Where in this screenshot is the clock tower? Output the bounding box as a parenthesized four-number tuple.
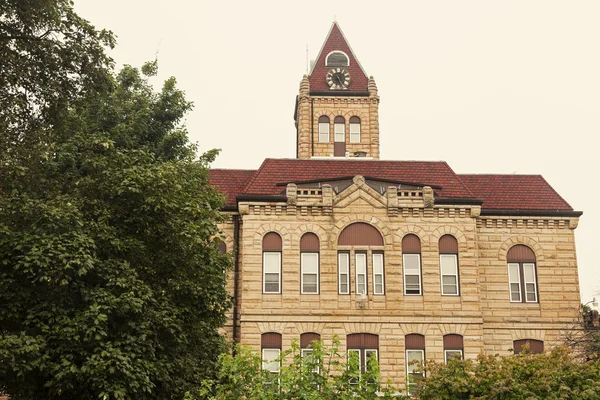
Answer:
(295, 22, 380, 159)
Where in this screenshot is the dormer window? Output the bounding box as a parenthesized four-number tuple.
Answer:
(326, 51, 349, 67)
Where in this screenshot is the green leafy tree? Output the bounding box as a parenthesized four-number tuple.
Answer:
(191, 337, 403, 400)
(415, 346, 600, 400)
(0, 2, 232, 399)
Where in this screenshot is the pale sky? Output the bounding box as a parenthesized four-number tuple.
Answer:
(74, 0, 599, 305)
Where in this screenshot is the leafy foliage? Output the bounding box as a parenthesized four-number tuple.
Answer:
(0, 2, 232, 399)
(190, 337, 403, 400)
(416, 346, 600, 400)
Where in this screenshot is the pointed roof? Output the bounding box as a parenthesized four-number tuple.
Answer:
(308, 22, 369, 92)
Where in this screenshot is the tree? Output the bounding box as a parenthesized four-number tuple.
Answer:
(1, 2, 232, 399)
(415, 346, 600, 399)
(191, 337, 403, 400)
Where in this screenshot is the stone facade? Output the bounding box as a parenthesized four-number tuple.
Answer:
(217, 177, 581, 388)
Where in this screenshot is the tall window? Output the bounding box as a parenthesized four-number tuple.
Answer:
(338, 223, 385, 297)
(318, 116, 330, 142)
(443, 334, 464, 363)
(300, 233, 319, 294)
(513, 339, 544, 354)
(355, 252, 367, 295)
(301, 332, 321, 382)
(507, 245, 538, 303)
(347, 333, 379, 376)
(262, 332, 282, 377)
(372, 252, 385, 295)
(405, 334, 425, 394)
(349, 116, 361, 143)
(403, 234, 422, 295)
(439, 235, 459, 296)
(338, 252, 350, 294)
(263, 232, 282, 294)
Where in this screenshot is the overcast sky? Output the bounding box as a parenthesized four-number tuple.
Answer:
(74, 0, 599, 305)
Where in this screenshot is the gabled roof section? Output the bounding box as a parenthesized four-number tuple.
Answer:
(243, 159, 474, 198)
(459, 174, 574, 211)
(308, 22, 369, 92)
(209, 169, 257, 206)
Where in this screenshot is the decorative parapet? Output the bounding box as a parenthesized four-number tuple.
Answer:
(368, 76, 379, 99)
(387, 186, 398, 216)
(422, 186, 434, 208)
(286, 183, 298, 205)
(299, 75, 310, 97)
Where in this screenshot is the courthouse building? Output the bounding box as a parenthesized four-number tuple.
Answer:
(209, 22, 582, 388)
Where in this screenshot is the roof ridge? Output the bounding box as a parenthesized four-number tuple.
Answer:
(242, 158, 270, 195)
(443, 162, 476, 199)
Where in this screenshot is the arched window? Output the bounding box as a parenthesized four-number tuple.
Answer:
(300, 233, 319, 294)
(263, 232, 282, 294)
(513, 339, 544, 354)
(405, 334, 425, 394)
(347, 333, 379, 376)
(326, 51, 349, 67)
(349, 116, 361, 143)
(338, 223, 385, 296)
(507, 245, 537, 303)
(334, 116, 345, 157)
(262, 332, 282, 376)
(402, 234, 422, 295)
(318, 115, 330, 143)
(443, 334, 464, 362)
(439, 235, 459, 296)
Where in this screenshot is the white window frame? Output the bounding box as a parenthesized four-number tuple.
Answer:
(355, 252, 367, 296)
(338, 252, 350, 294)
(262, 348, 281, 374)
(372, 252, 385, 295)
(508, 262, 522, 302)
(301, 252, 319, 294)
(349, 119, 361, 143)
(318, 120, 329, 142)
(334, 120, 345, 143)
(523, 263, 538, 303)
(403, 253, 422, 295)
(263, 252, 281, 294)
(440, 254, 459, 296)
(406, 349, 424, 394)
(444, 349, 463, 363)
(364, 349, 378, 374)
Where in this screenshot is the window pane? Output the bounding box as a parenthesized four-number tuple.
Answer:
(263, 349, 280, 372)
(303, 274, 318, 293)
(525, 283, 537, 302)
(356, 254, 366, 274)
(264, 253, 280, 273)
(406, 350, 423, 373)
(508, 263, 520, 283)
(339, 253, 349, 294)
(510, 283, 521, 301)
(440, 254, 457, 275)
(445, 350, 462, 363)
(350, 122, 360, 143)
(373, 253, 384, 274)
(318, 122, 329, 142)
(265, 273, 280, 293)
(405, 275, 421, 294)
(404, 254, 421, 273)
(334, 123, 344, 142)
(523, 263, 535, 282)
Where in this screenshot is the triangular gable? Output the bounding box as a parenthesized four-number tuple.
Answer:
(333, 176, 387, 209)
(308, 22, 369, 92)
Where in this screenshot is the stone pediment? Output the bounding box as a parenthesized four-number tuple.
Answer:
(333, 175, 387, 209)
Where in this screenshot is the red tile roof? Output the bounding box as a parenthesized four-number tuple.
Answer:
(242, 158, 473, 198)
(308, 22, 369, 92)
(209, 169, 256, 205)
(209, 160, 576, 213)
(459, 174, 573, 211)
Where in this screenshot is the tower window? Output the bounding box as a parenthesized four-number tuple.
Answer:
(349, 117, 361, 143)
(326, 51, 349, 67)
(318, 116, 330, 142)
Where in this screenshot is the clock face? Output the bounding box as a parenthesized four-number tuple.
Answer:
(326, 68, 350, 90)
